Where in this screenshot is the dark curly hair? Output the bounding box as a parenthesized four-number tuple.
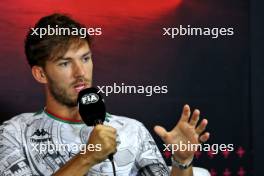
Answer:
(24, 13, 92, 68)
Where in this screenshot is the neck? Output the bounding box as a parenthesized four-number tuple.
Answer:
(45, 90, 82, 121)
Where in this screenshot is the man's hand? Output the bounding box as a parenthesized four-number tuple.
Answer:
(54, 125, 117, 176)
(154, 104, 210, 163)
(82, 125, 117, 165)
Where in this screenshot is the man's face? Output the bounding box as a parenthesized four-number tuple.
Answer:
(44, 42, 93, 107)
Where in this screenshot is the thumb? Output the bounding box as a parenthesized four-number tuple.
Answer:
(154, 125, 168, 140)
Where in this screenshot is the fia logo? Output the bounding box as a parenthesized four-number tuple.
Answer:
(81, 93, 99, 104)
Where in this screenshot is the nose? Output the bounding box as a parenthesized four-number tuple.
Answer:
(73, 62, 85, 78)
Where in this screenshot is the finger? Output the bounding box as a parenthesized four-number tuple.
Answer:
(196, 119, 208, 135)
(107, 140, 117, 149)
(179, 104, 191, 122)
(101, 131, 117, 140)
(154, 125, 168, 140)
(104, 141, 116, 155)
(103, 136, 117, 147)
(104, 135, 117, 142)
(101, 125, 117, 133)
(199, 132, 210, 143)
(110, 148, 117, 156)
(189, 109, 200, 126)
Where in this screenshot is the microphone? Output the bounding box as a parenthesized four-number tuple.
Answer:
(77, 87, 106, 126)
(77, 87, 114, 161)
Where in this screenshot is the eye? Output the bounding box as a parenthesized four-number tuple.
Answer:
(58, 62, 69, 67)
(82, 56, 91, 63)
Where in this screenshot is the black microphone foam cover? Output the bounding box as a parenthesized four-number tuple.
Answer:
(77, 87, 106, 126)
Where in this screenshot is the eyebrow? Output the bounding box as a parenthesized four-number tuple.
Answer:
(52, 51, 92, 63)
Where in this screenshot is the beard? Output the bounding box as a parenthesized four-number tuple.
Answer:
(46, 75, 91, 107)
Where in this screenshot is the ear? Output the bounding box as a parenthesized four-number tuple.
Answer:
(31, 66, 47, 84)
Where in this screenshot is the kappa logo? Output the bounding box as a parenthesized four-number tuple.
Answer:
(30, 129, 51, 143)
(31, 129, 50, 137)
(81, 93, 99, 105)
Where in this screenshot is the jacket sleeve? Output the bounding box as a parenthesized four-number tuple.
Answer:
(135, 123, 170, 176)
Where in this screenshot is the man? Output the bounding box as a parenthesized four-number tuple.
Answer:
(0, 14, 210, 176)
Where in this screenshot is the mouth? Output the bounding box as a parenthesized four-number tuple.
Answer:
(73, 83, 88, 93)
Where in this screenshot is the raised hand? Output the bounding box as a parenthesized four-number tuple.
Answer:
(154, 105, 210, 163)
